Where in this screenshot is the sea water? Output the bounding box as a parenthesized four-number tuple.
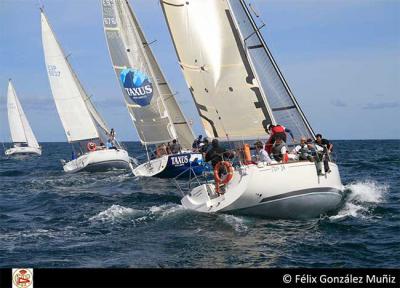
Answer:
(0, 140, 398, 267)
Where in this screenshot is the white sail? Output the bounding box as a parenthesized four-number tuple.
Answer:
(41, 10, 99, 143)
(161, 0, 274, 141)
(7, 80, 40, 148)
(102, 0, 194, 147)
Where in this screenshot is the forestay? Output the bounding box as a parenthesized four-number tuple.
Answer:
(161, 0, 274, 141)
(41, 11, 99, 143)
(227, 0, 315, 141)
(103, 0, 194, 147)
(7, 80, 40, 148)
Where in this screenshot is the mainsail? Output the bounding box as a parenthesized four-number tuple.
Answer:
(41, 10, 104, 143)
(161, 0, 314, 141)
(102, 0, 194, 148)
(7, 80, 40, 148)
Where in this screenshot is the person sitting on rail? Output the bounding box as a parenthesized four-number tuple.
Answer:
(205, 139, 235, 169)
(264, 124, 294, 154)
(192, 135, 203, 152)
(292, 137, 309, 160)
(254, 141, 272, 164)
(270, 136, 288, 162)
(156, 143, 168, 158)
(199, 138, 211, 155)
(314, 133, 332, 173)
(166, 142, 172, 154)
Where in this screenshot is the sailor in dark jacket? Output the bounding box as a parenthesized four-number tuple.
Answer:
(205, 139, 234, 168)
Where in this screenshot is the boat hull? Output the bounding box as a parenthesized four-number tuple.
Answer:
(63, 149, 130, 173)
(5, 146, 42, 156)
(132, 152, 205, 178)
(181, 161, 344, 219)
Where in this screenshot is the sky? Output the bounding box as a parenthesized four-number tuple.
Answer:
(0, 0, 399, 142)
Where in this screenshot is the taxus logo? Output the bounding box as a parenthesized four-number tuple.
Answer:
(120, 68, 153, 106)
(171, 155, 189, 166)
(12, 268, 33, 288)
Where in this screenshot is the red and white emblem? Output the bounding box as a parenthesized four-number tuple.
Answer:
(12, 268, 33, 288)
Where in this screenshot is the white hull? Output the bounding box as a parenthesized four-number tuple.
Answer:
(63, 149, 130, 173)
(133, 155, 169, 177)
(5, 146, 42, 156)
(182, 161, 344, 219)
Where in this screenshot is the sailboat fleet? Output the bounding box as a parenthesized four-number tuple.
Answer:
(1, 1, 344, 219)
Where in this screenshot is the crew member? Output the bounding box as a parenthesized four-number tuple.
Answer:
(265, 124, 294, 154)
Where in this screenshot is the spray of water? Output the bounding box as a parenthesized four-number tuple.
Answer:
(330, 180, 388, 220)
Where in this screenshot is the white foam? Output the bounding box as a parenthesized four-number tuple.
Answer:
(330, 180, 388, 221)
(220, 214, 249, 233)
(149, 203, 184, 217)
(89, 204, 141, 223)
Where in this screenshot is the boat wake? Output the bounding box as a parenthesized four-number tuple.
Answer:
(218, 214, 249, 234)
(89, 203, 185, 225)
(330, 180, 388, 220)
(89, 204, 144, 223)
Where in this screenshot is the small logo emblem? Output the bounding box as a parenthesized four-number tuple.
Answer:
(12, 268, 33, 288)
(120, 68, 153, 106)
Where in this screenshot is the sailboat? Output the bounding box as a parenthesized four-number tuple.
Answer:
(41, 9, 131, 173)
(101, 0, 204, 178)
(161, 0, 344, 218)
(4, 80, 42, 156)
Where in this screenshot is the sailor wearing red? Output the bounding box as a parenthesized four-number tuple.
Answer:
(264, 124, 294, 154)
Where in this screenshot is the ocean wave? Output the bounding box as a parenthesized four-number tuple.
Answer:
(89, 203, 185, 226)
(330, 180, 388, 220)
(89, 204, 143, 223)
(217, 214, 249, 234)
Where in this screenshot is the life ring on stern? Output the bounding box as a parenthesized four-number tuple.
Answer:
(87, 142, 96, 152)
(214, 161, 234, 194)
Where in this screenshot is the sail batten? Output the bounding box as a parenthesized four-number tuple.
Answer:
(102, 0, 194, 148)
(7, 81, 40, 148)
(41, 11, 100, 143)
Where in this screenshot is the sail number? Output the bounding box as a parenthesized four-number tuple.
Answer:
(103, 17, 116, 25)
(102, 0, 114, 6)
(47, 65, 60, 77)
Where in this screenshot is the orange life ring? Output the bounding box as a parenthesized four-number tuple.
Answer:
(87, 142, 96, 152)
(214, 161, 234, 194)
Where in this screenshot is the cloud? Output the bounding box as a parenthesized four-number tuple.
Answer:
(363, 101, 400, 110)
(330, 99, 347, 107)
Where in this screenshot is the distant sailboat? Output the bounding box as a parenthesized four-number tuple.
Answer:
(101, 0, 204, 178)
(41, 9, 131, 173)
(5, 80, 42, 156)
(161, 0, 344, 218)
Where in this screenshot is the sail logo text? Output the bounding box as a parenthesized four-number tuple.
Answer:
(171, 156, 189, 166)
(125, 85, 153, 98)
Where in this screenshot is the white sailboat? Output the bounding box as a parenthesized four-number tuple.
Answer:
(161, 0, 344, 218)
(5, 80, 42, 156)
(101, 0, 205, 178)
(41, 9, 131, 173)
